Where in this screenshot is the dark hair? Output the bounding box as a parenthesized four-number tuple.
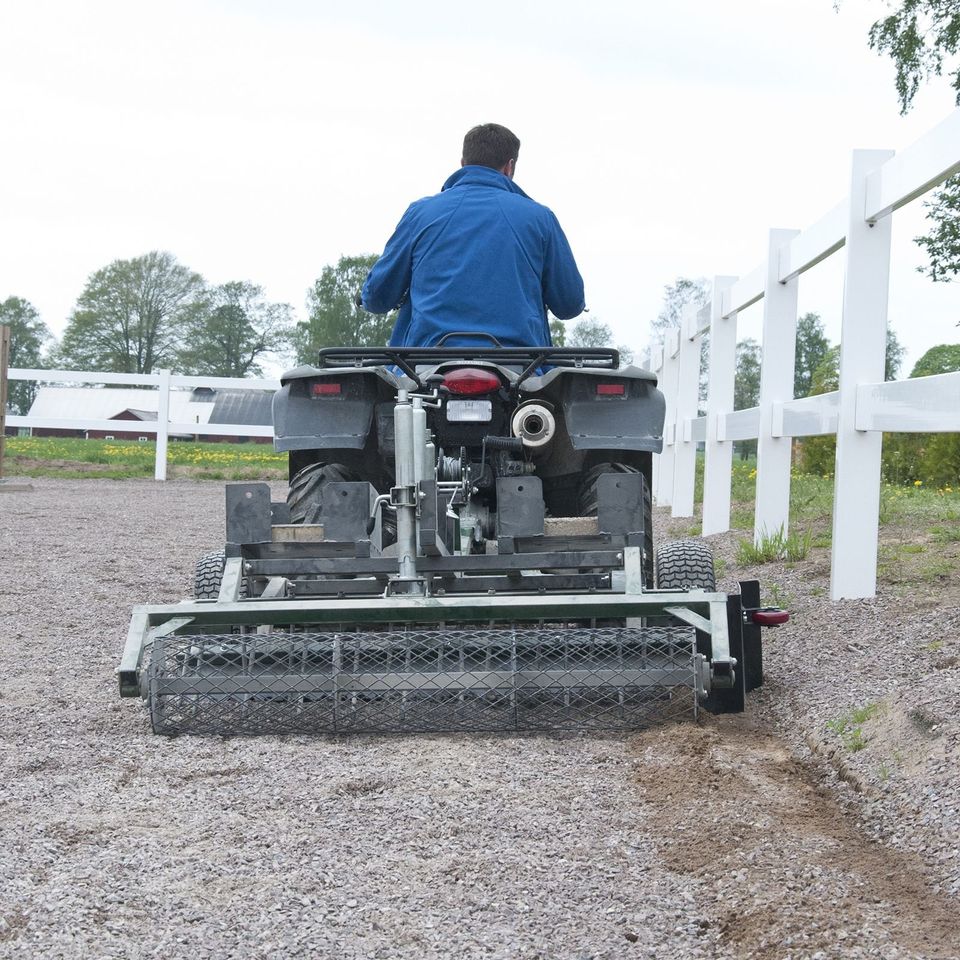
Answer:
(462, 123, 520, 170)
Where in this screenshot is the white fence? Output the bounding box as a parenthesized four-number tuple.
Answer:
(5, 369, 279, 481)
(650, 108, 960, 601)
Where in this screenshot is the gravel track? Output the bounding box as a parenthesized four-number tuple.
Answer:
(1, 479, 957, 959)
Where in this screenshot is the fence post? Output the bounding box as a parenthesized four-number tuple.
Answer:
(155, 369, 171, 481)
(831, 149, 895, 600)
(0, 326, 9, 479)
(754, 228, 800, 544)
(702, 277, 738, 535)
(655, 329, 681, 506)
(671, 304, 701, 517)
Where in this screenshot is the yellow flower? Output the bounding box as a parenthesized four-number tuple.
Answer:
(913, 480, 922, 487)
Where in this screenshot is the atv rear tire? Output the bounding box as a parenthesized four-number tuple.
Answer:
(578, 463, 653, 588)
(287, 462, 359, 525)
(655, 538, 716, 591)
(577, 462, 641, 515)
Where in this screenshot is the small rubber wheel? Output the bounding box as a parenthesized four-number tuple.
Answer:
(655, 538, 716, 590)
(194, 551, 226, 598)
(194, 551, 248, 599)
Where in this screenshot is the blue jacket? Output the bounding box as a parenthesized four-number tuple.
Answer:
(362, 166, 585, 348)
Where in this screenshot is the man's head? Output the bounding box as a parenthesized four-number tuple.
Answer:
(461, 123, 520, 179)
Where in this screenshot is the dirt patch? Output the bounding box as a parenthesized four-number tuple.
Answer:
(631, 716, 960, 959)
(9, 457, 117, 473)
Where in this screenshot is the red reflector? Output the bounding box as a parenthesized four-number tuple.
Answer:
(443, 367, 501, 396)
(596, 383, 625, 396)
(752, 609, 789, 626)
(311, 382, 341, 396)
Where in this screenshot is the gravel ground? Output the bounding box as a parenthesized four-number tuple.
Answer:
(1, 478, 958, 960)
(665, 513, 960, 900)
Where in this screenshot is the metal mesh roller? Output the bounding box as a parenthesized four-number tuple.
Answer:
(147, 626, 699, 736)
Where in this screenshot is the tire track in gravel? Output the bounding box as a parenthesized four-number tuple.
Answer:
(630, 716, 960, 960)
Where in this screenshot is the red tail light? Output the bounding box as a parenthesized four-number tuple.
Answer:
(443, 368, 502, 396)
(311, 382, 341, 396)
(596, 383, 625, 396)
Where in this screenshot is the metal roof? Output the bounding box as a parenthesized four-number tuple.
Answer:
(207, 390, 274, 426)
(28, 387, 214, 425)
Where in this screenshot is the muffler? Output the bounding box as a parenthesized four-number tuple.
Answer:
(511, 403, 555, 448)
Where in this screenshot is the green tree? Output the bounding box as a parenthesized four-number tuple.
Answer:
(885, 327, 906, 381)
(868, 1, 960, 114)
(177, 281, 294, 378)
(0, 296, 52, 414)
(734, 339, 762, 410)
(910, 342, 960, 376)
(649, 278, 711, 407)
(569, 317, 613, 347)
(915, 181, 960, 281)
(798, 329, 906, 474)
(867, 1, 960, 280)
(801, 329, 902, 394)
(797, 346, 840, 475)
(650, 277, 709, 346)
(569, 317, 633, 365)
(734, 338, 761, 459)
(55, 251, 205, 374)
(793, 312, 831, 399)
(884, 343, 960, 484)
(549, 315, 566, 346)
(296, 255, 395, 362)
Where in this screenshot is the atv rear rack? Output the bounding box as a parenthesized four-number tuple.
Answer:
(318, 345, 620, 383)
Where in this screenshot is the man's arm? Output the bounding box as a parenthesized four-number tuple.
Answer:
(362, 205, 418, 314)
(541, 212, 585, 321)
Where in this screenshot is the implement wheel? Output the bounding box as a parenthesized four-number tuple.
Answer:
(195, 551, 226, 599)
(656, 539, 746, 714)
(655, 538, 716, 590)
(194, 551, 247, 599)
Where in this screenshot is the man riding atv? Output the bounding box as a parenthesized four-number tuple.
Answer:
(361, 122, 585, 349)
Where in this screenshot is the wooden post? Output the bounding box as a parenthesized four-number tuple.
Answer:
(0, 325, 10, 479)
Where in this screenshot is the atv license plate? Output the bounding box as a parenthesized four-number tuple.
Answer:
(446, 400, 492, 422)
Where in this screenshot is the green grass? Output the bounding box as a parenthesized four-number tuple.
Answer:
(5, 436, 286, 480)
(691, 451, 960, 581)
(735, 525, 812, 564)
(826, 702, 881, 752)
(929, 525, 960, 543)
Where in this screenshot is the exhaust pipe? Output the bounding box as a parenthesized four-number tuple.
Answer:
(511, 403, 555, 449)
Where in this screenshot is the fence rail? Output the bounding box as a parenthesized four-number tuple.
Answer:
(650, 108, 960, 600)
(4, 368, 279, 481)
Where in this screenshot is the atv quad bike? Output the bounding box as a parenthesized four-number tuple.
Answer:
(118, 338, 786, 735)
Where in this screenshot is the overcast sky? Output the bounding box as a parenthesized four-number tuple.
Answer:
(1, 0, 957, 375)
